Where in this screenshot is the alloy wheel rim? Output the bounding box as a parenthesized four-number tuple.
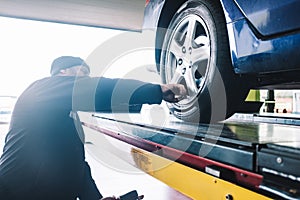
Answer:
(165, 14, 211, 108)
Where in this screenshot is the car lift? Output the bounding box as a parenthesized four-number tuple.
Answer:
(80, 111, 300, 200)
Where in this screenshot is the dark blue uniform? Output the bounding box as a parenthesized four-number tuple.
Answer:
(0, 76, 162, 200)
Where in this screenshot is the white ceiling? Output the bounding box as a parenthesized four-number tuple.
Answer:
(0, 0, 146, 31)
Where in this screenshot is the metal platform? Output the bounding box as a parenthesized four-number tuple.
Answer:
(80, 111, 300, 200)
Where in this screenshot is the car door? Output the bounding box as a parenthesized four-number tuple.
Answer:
(234, 0, 300, 36)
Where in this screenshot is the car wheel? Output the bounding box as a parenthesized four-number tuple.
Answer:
(160, 0, 250, 123)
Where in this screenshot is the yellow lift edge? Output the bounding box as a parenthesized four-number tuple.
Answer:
(131, 148, 272, 200)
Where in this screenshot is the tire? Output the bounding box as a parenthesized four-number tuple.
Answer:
(159, 0, 250, 123)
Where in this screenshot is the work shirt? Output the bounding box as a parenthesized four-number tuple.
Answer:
(0, 76, 163, 200)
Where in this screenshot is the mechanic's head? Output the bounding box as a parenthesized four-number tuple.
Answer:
(50, 56, 90, 76)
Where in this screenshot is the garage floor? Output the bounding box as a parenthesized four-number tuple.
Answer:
(0, 124, 191, 200)
(86, 151, 192, 199)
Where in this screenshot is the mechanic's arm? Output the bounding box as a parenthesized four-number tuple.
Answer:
(94, 77, 186, 111)
(72, 77, 186, 112)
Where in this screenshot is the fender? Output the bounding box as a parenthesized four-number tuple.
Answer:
(145, 0, 300, 75)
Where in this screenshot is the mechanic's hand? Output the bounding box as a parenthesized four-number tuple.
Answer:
(161, 84, 187, 103)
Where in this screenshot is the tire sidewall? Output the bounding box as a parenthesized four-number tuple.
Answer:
(160, 0, 228, 123)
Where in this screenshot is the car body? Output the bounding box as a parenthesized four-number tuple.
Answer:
(145, 0, 300, 77)
(144, 0, 300, 123)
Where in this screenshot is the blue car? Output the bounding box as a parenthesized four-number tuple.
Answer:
(145, 0, 300, 123)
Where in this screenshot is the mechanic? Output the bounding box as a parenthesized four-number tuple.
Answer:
(0, 56, 186, 200)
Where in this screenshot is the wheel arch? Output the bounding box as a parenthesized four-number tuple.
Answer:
(155, 0, 234, 72)
(155, 0, 186, 72)
(155, 0, 251, 123)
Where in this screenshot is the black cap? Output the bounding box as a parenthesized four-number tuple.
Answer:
(50, 56, 90, 76)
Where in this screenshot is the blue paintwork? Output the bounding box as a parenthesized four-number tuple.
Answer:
(219, 0, 245, 23)
(233, 0, 300, 36)
(220, 0, 300, 74)
(227, 19, 300, 74)
(150, 0, 300, 75)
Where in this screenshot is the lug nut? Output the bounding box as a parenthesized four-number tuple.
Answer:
(178, 58, 183, 65)
(276, 157, 283, 164)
